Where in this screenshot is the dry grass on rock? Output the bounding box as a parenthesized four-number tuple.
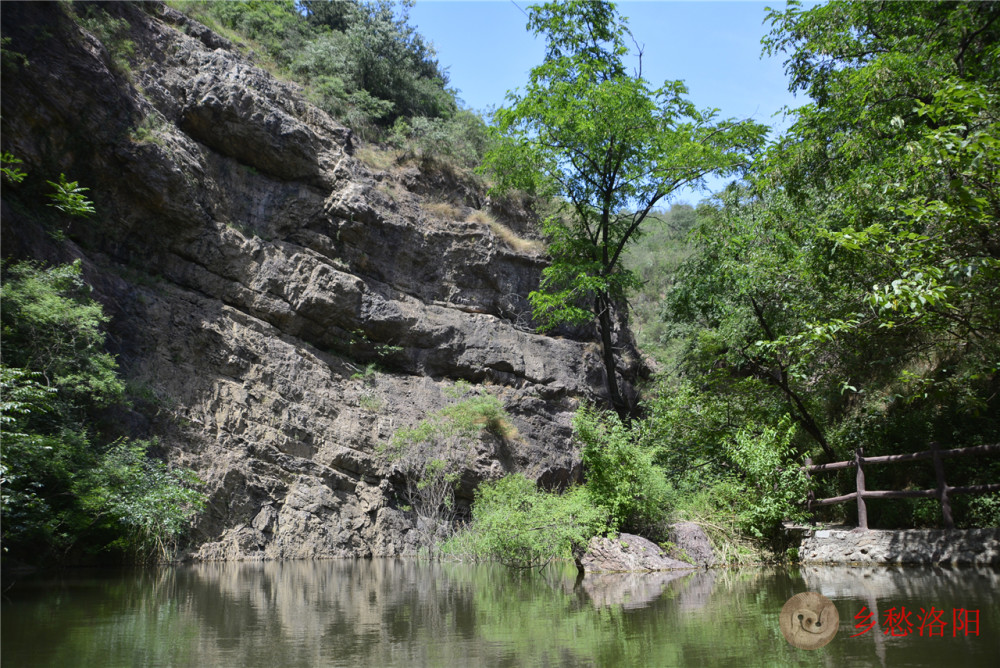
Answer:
(489, 221, 546, 254)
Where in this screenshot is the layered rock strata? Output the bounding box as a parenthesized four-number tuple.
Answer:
(0, 2, 638, 559)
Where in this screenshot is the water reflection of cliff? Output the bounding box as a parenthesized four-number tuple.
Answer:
(8, 561, 997, 667)
(183, 559, 493, 666)
(178, 561, 732, 665)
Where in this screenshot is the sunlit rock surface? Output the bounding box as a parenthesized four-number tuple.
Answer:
(800, 528, 1000, 566)
(578, 533, 696, 573)
(0, 2, 641, 559)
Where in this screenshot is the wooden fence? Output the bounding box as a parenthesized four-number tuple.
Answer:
(802, 443, 1000, 530)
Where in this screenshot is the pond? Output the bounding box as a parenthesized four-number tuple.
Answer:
(2, 560, 997, 667)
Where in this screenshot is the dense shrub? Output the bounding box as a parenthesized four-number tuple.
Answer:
(390, 110, 492, 170)
(81, 440, 205, 561)
(723, 418, 809, 544)
(384, 389, 514, 525)
(204, 0, 456, 136)
(1, 260, 122, 413)
(440, 474, 606, 568)
(573, 407, 670, 536)
(209, 0, 308, 67)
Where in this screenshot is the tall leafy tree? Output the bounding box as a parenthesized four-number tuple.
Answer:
(665, 186, 840, 458)
(484, 0, 766, 418)
(757, 0, 1000, 428)
(658, 1, 1000, 528)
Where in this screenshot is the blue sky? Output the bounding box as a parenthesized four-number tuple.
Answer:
(408, 0, 808, 204)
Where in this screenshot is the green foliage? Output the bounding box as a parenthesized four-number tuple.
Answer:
(73, 5, 135, 75)
(567, 395, 802, 552)
(130, 113, 168, 146)
(0, 367, 57, 435)
(300, 0, 355, 32)
(384, 391, 514, 525)
(1, 35, 30, 75)
(1, 151, 27, 184)
(761, 2, 1000, 452)
(966, 493, 1000, 529)
(338, 0, 452, 124)
(573, 406, 669, 535)
(620, 204, 697, 360)
(46, 173, 96, 218)
(1, 260, 121, 409)
(350, 361, 378, 381)
(80, 440, 206, 563)
(723, 418, 808, 543)
(202, 0, 455, 138)
(757, 1, 1000, 394)
(484, 0, 767, 416)
(172, 1, 488, 176)
(212, 0, 305, 52)
(390, 393, 513, 446)
(1, 262, 204, 564)
(641, 375, 772, 483)
(663, 186, 839, 459)
(389, 110, 492, 171)
(440, 474, 606, 568)
(665, 486, 762, 565)
(0, 367, 60, 550)
(645, 0, 1000, 531)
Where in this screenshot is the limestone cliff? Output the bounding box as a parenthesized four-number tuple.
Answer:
(0, 2, 639, 559)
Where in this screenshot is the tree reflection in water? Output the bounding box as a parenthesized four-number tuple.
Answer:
(2, 561, 997, 667)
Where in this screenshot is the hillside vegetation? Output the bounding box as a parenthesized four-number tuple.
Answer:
(625, 0, 1000, 541)
(173, 0, 492, 164)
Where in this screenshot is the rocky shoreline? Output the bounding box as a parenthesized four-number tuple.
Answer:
(798, 527, 1000, 566)
(574, 524, 1000, 573)
(575, 523, 716, 574)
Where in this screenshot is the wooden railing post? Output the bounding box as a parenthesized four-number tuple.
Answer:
(855, 447, 868, 530)
(931, 441, 954, 530)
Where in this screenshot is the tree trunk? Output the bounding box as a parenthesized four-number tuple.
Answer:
(747, 295, 835, 459)
(596, 293, 632, 421)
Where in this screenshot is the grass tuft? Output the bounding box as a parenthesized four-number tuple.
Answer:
(356, 146, 402, 172)
(489, 221, 546, 254)
(424, 200, 462, 221)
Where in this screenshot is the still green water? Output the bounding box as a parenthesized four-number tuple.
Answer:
(2, 560, 997, 667)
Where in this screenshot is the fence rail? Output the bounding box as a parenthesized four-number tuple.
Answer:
(802, 443, 999, 530)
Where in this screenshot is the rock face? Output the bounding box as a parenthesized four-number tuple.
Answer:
(578, 533, 695, 573)
(667, 522, 715, 567)
(0, 3, 641, 559)
(799, 528, 1000, 566)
